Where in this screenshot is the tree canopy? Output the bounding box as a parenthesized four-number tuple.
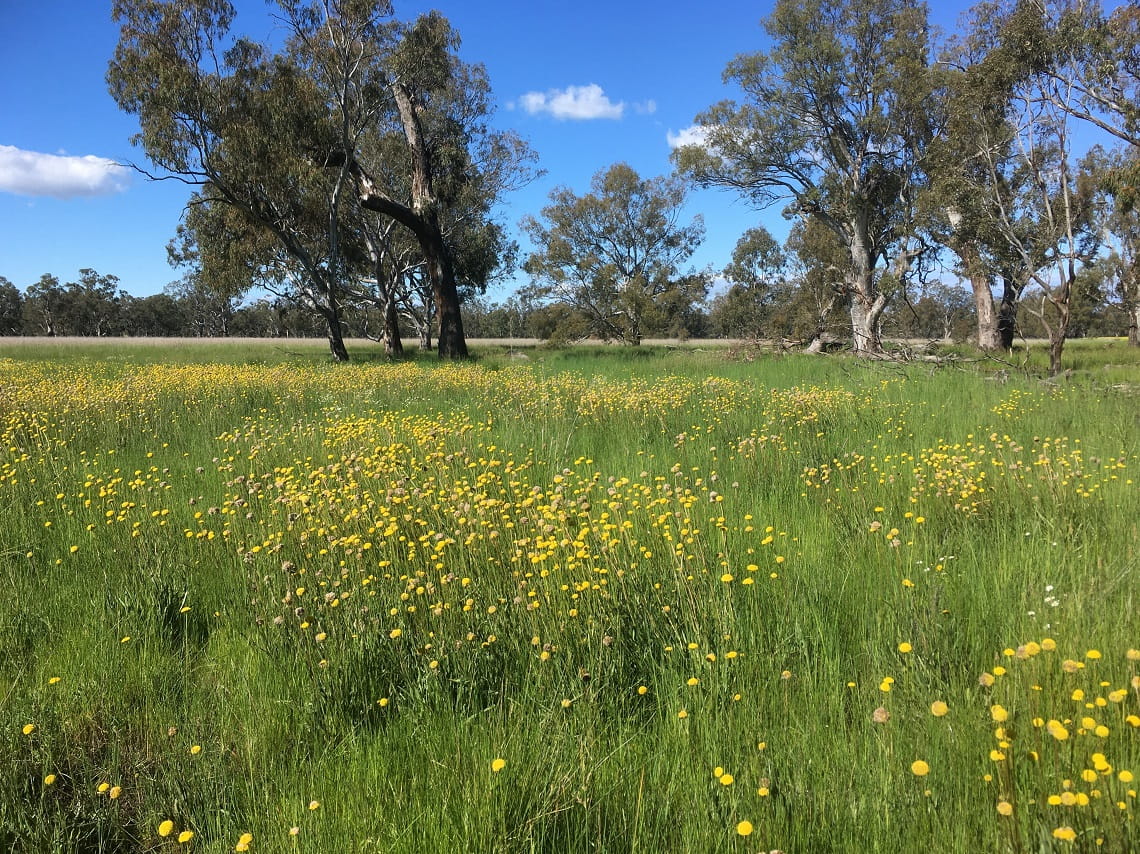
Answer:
(521, 163, 707, 345)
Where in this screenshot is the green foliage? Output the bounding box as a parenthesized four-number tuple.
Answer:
(675, 0, 936, 355)
(522, 163, 708, 345)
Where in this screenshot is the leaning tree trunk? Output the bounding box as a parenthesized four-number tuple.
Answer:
(310, 277, 349, 361)
(323, 308, 349, 362)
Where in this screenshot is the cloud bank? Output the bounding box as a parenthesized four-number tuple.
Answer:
(0, 145, 131, 199)
(666, 125, 711, 150)
(517, 84, 624, 120)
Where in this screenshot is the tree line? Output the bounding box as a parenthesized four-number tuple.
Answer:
(15, 0, 1136, 372)
(0, 261, 1126, 344)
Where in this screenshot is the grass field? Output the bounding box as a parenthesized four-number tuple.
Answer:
(1, 339, 1138, 852)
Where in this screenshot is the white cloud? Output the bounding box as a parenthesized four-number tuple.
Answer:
(517, 84, 624, 120)
(634, 99, 657, 116)
(0, 145, 131, 199)
(666, 125, 712, 150)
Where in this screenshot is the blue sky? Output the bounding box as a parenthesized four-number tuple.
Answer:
(0, 0, 980, 300)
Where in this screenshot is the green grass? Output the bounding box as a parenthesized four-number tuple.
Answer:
(1, 341, 1138, 852)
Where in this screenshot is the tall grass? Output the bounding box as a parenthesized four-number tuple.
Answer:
(1, 344, 1137, 852)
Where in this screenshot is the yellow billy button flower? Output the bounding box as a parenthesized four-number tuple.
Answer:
(991, 705, 1009, 723)
(21, 724, 35, 736)
(930, 701, 949, 717)
(178, 830, 194, 844)
(159, 820, 175, 837)
(897, 642, 912, 654)
(308, 800, 320, 811)
(43, 774, 57, 785)
(491, 758, 506, 773)
(1052, 827, 1077, 842)
(911, 760, 930, 777)
(996, 801, 1013, 816)
(736, 820, 753, 837)
(109, 786, 122, 799)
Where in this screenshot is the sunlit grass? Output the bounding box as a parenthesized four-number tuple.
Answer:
(1, 344, 1137, 852)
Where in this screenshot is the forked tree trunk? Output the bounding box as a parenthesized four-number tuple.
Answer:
(345, 85, 470, 361)
(321, 305, 349, 362)
(849, 293, 886, 356)
(1046, 292, 1071, 378)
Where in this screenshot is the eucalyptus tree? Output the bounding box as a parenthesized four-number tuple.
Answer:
(925, 2, 1049, 351)
(333, 10, 535, 358)
(0, 278, 22, 336)
(675, 0, 936, 356)
(710, 227, 790, 339)
(109, 0, 529, 360)
(521, 163, 708, 346)
(1049, 1, 1140, 149)
(958, 0, 1102, 374)
(109, 0, 365, 359)
(1093, 146, 1140, 345)
(21, 275, 65, 337)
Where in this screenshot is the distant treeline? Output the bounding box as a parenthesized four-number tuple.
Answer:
(0, 268, 1129, 345)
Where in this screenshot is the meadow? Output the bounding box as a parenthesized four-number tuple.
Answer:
(1, 338, 1138, 853)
